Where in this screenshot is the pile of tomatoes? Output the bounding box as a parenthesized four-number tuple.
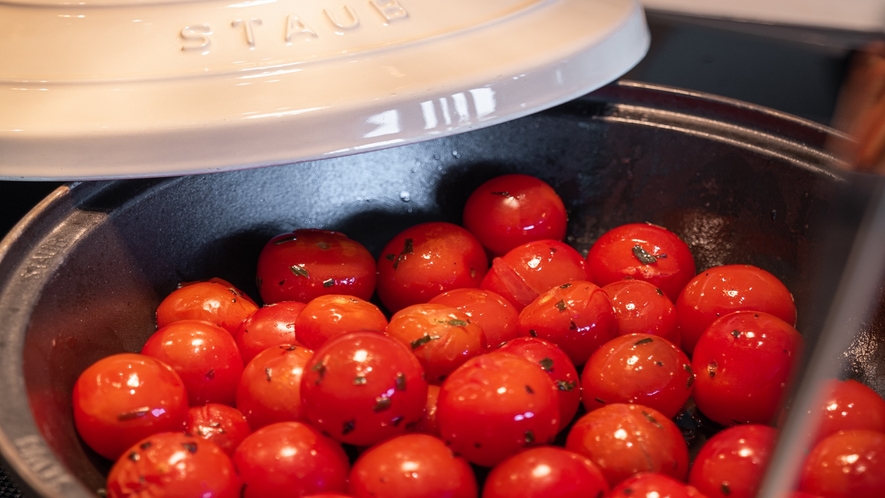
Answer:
(71, 174, 885, 498)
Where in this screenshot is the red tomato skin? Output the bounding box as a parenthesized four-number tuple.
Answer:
(609, 472, 708, 498)
(185, 403, 252, 457)
(376, 222, 489, 313)
(602, 279, 680, 345)
(462, 174, 568, 257)
(517, 280, 618, 366)
(688, 424, 777, 498)
(496, 337, 582, 431)
(429, 288, 522, 349)
(141, 319, 244, 406)
(234, 421, 350, 498)
(691, 311, 803, 426)
(411, 384, 441, 437)
(300, 332, 429, 446)
(799, 430, 885, 498)
(386, 303, 486, 384)
(806, 379, 885, 446)
(234, 301, 307, 364)
(586, 223, 696, 302)
(437, 351, 560, 467)
(294, 294, 388, 350)
(565, 403, 689, 487)
(235, 344, 313, 431)
(481, 240, 590, 311)
(156, 277, 259, 334)
(106, 432, 242, 498)
(256, 229, 376, 304)
(72, 353, 189, 461)
(676, 264, 797, 355)
(482, 446, 609, 498)
(348, 433, 477, 498)
(581, 334, 693, 419)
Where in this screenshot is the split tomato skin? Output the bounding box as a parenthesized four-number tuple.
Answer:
(185, 403, 252, 457)
(688, 424, 777, 498)
(799, 430, 885, 498)
(294, 294, 388, 350)
(233, 301, 307, 364)
(482, 446, 609, 498)
(156, 277, 259, 334)
(429, 287, 522, 349)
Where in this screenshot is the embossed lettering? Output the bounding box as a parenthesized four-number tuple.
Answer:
(370, 0, 408, 23)
(232, 18, 263, 48)
(285, 15, 319, 43)
(324, 5, 360, 31)
(180, 24, 212, 53)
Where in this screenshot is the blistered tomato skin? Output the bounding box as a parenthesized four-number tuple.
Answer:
(482, 446, 609, 498)
(609, 472, 708, 498)
(691, 311, 802, 426)
(73, 353, 189, 461)
(437, 351, 560, 467)
(602, 279, 680, 345)
(294, 294, 388, 350)
(376, 222, 489, 313)
(233, 301, 306, 364)
(462, 174, 568, 257)
(688, 424, 777, 498)
(235, 344, 313, 431)
(517, 280, 618, 366)
(429, 287, 522, 349)
(256, 229, 377, 304)
(185, 403, 252, 457)
(156, 277, 259, 334)
(300, 332, 429, 447)
(799, 430, 885, 498)
(807, 378, 885, 446)
(348, 434, 477, 498)
(106, 432, 242, 498)
(586, 223, 696, 302)
(676, 264, 797, 355)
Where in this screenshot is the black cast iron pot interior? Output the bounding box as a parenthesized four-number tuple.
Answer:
(0, 81, 881, 497)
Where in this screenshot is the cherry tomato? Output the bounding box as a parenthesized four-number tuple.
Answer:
(156, 277, 259, 334)
(565, 403, 689, 487)
(609, 472, 708, 498)
(386, 303, 486, 384)
(348, 433, 477, 498)
(376, 222, 488, 313)
(805, 378, 885, 446)
(233, 301, 306, 364)
(517, 280, 618, 366)
(602, 279, 680, 345)
(688, 424, 777, 498)
(141, 319, 244, 406)
(481, 239, 589, 311)
(106, 432, 241, 498)
(691, 311, 803, 426)
(73, 353, 189, 460)
(300, 331, 428, 446)
(256, 229, 376, 304)
(235, 344, 313, 430)
(185, 403, 252, 457)
(581, 334, 693, 419)
(437, 351, 560, 467)
(294, 294, 388, 350)
(234, 421, 350, 498)
(676, 264, 796, 355)
(586, 223, 696, 302)
(412, 384, 441, 437)
(482, 446, 609, 498)
(496, 337, 581, 431)
(799, 430, 885, 498)
(429, 287, 522, 349)
(462, 174, 568, 257)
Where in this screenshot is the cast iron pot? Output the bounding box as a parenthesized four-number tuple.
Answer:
(0, 81, 880, 497)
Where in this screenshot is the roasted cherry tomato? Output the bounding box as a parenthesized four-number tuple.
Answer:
(256, 229, 376, 304)
(233, 301, 306, 364)
(799, 430, 885, 498)
(348, 433, 477, 498)
(234, 421, 350, 498)
(586, 223, 696, 302)
(437, 351, 560, 467)
(691, 311, 803, 426)
(565, 403, 689, 487)
(73, 353, 189, 460)
(156, 277, 259, 334)
(429, 287, 522, 349)
(386, 303, 486, 384)
(806, 378, 885, 446)
(294, 294, 388, 350)
(689, 424, 777, 498)
(106, 432, 241, 498)
(609, 472, 707, 498)
(141, 319, 244, 406)
(481, 239, 589, 311)
(517, 280, 618, 366)
(581, 334, 693, 419)
(482, 446, 609, 498)
(235, 344, 313, 430)
(676, 264, 796, 355)
(376, 221, 488, 313)
(185, 403, 252, 457)
(300, 331, 428, 446)
(412, 384, 442, 437)
(462, 174, 568, 257)
(602, 279, 680, 345)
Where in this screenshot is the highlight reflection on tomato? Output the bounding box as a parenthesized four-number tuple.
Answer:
(688, 424, 777, 498)
(482, 446, 609, 498)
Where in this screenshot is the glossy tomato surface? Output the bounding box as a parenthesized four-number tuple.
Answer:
(688, 424, 777, 498)
(155, 277, 259, 334)
(235, 344, 313, 430)
(412, 384, 441, 437)
(429, 287, 522, 349)
(482, 446, 609, 498)
(185, 403, 252, 457)
(294, 294, 388, 350)
(799, 430, 885, 498)
(602, 279, 679, 345)
(462, 174, 567, 257)
(806, 378, 885, 446)
(233, 301, 306, 364)
(609, 472, 707, 498)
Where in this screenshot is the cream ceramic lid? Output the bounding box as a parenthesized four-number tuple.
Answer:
(0, 0, 649, 180)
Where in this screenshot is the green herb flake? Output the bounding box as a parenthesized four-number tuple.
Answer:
(353, 375, 367, 386)
(633, 337, 654, 346)
(655, 288, 664, 296)
(373, 396, 392, 412)
(316, 241, 331, 250)
(491, 191, 510, 197)
(290, 265, 310, 278)
(708, 360, 718, 379)
(385, 254, 396, 261)
(538, 357, 554, 372)
(525, 385, 535, 394)
(182, 442, 198, 454)
(720, 483, 731, 496)
(127, 451, 140, 462)
(322, 278, 334, 288)
(410, 334, 437, 350)
(632, 245, 658, 265)
(684, 364, 695, 388)
(342, 419, 355, 435)
(569, 321, 578, 331)
(447, 319, 468, 327)
(556, 380, 577, 392)
(395, 372, 407, 391)
(594, 397, 606, 404)
(731, 329, 741, 338)
(524, 430, 535, 444)
(392, 238, 414, 270)
(392, 415, 404, 427)
(559, 282, 572, 289)
(117, 407, 150, 421)
(265, 368, 273, 382)
(528, 329, 538, 337)
(311, 362, 327, 385)
(555, 300, 567, 312)
(641, 410, 664, 429)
